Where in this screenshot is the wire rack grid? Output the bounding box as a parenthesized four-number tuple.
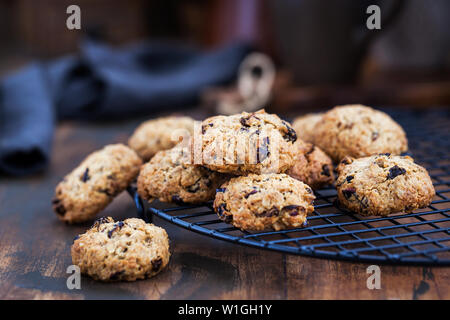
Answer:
(128, 109, 450, 265)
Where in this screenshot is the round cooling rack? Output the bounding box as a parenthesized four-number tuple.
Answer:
(128, 109, 450, 265)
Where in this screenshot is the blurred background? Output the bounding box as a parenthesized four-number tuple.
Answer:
(1, 0, 449, 112)
(0, 0, 449, 176)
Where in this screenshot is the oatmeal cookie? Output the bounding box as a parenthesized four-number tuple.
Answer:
(128, 116, 196, 161)
(196, 109, 297, 174)
(137, 146, 229, 204)
(287, 139, 334, 189)
(53, 144, 142, 223)
(71, 217, 170, 281)
(292, 113, 323, 143)
(214, 173, 315, 231)
(314, 105, 408, 162)
(336, 154, 435, 216)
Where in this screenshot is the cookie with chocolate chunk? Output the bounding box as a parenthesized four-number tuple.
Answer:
(197, 109, 297, 174)
(287, 139, 334, 189)
(128, 116, 196, 161)
(314, 105, 408, 162)
(71, 217, 170, 281)
(292, 113, 323, 143)
(214, 173, 315, 231)
(336, 154, 435, 216)
(53, 144, 142, 224)
(137, 146, 229, 204)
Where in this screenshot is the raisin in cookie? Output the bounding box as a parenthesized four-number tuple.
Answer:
(71, 217, 170, 281)
(292, 113, 323, 143)
(214, 173, 315, 231)
(137, 146, 229, 204)
(53, 144, 142, 224)
(196, 109, 297, 174)
(128, 116, 196, 161)
(314, 105, 408, 162)
(287, 139, 334, 189)
(336, 154, 435, 216)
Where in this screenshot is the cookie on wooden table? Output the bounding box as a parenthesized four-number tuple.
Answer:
(292, 113, 323, 144)
(314, 105, 408, 162)
(128, 116, 196, 161)
(137, 146, 229, 204)
(287, 139, 334, 189)
(71, 217, 170, 281)
(197, 109, 297, 174)
(52, 144, 142, 223)
(336, 154, 435, 216)
(214, 173, 315, 231)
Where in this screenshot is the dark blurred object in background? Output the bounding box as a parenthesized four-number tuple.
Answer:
(372, 0, 450, 72)
(270, 0, 405, 85)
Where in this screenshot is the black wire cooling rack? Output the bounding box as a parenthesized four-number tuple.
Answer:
(128, 109, 450, 266)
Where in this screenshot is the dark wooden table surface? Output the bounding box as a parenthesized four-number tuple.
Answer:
(1, 113, 449, 300)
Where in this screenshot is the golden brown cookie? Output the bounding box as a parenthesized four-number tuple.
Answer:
(71, 217, 170, 282)
(52, 144, 142, 223)
(137, 146, 229, 204)
(196, 109, 297, 174)
(336, 154, 435, 216)
(128, 116, 196, 161)
(314, 105, 408, 162)
(292, 113, 323, 143)
(214, 173, 315, 231)
(287, 139, 334, 189)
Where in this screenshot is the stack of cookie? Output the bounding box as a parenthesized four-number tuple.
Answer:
(53, 104, 435, 281)
(181, 109, 316, 231)
(131, 105, 434, 229)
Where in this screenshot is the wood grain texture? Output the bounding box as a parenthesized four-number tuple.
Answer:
(0, 117, 448, 300)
